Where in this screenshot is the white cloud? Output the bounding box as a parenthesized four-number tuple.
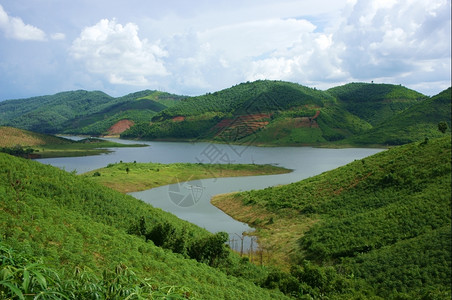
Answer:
(70, 19, 169, 86)
(0, 4, 46, 41)
(335, 0, 451, 80)
(51, 33, 65, 40)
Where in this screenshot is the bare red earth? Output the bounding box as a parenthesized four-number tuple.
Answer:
(107, 119, 135, 135)
(172, 116, 185, 122)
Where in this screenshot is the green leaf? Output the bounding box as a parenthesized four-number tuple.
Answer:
(0, 280, 25, 300)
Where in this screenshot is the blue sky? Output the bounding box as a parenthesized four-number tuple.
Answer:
(0, 0, 450, 100)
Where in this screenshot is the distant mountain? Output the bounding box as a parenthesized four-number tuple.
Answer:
(348, 87, 452, 145)
(0, 90, 186, 135)
(327, 82, 427, 125)
(1, 80, 449, 146)
(123, 80, 447, 146)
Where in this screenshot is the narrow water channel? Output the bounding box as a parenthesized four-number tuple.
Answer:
(37, 139, 383, 251)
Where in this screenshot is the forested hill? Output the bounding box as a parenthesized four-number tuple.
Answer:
(122, 81, 450, 146)
(348, 87, 452, 145)
(0, 89, 185, 135)
(0, 152, 290, 299)
(213, 136, 451, 299)
(326, 82, 427, 125)
(1, 80, 450, 146)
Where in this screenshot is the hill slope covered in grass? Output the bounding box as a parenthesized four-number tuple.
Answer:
(0, 126, 70, 147)
(0, 90, 185, 135)
(348, 87, 451, 145)
(212, 136, 451, 299)
(122, 80, 372, 144)
(123, 80, 442, 146)
(326, 82, 427, 125)
(0, 126, 146, 158)
(1, 80, 449, 146)
(0, 153, 292, 299)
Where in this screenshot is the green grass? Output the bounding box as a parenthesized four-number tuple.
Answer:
(0, 152, 290, 299)
(212, 136, 451, 299)
(83, 162, 291, 193)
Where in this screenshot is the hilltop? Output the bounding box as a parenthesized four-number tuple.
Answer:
(0, 89, 185, 135)
(1, 80, 450, 146)
(348, 87, 452, 145)
(122, 81, 450, 146)
(212, 136, 451, 298)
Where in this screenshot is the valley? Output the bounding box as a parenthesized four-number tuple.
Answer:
(0, 80, 450, 299)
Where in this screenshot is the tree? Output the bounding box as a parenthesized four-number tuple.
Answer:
(438, 121, 448, 134)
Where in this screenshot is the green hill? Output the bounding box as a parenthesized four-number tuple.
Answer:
(0, 126, 71, 147)
(0, 90, 185, 135)
(348, 87, 451, 145)
(122, 81, 442, 146)
(0, 126, 146, 158)
(2, 81, 449, 146)
(212, 136, 451, 299)
(0, 153, 291, 299)
(327, 82, 427, 125)
(122, 80, 373, 144)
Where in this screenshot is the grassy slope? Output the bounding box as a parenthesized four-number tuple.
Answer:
(123, 80, 374, 145)
(124, 81, 444, 147)
(63, 90, 186, 135)
(327, 82, 427, 125)
(0, 90, 185, 135)
(0, 126, 71, 147)
(212, 136, 451, 298)
(348, 87, 451, 145)
(84, 162, 291, 193)
(0, 153, 289, 299)
(0, 126, 146, 158)
(0, 90, 114, 133)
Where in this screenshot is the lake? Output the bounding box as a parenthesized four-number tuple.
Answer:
(37, 139, 383, 251)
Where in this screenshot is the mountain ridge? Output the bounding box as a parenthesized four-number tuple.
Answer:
(1, 80, 450, 146)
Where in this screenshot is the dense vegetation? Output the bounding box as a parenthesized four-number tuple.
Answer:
(326, 82, 427, 125)
(1, 80, 450, 146)
(214, 136, 451, 299)
(348, 87, 451, 145)
(0, 153, 294, 299)
(0, 90, 185, 135)
(121, 81, 450, 146)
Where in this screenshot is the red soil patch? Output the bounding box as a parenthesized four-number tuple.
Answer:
(172, 116, 185, 122)
(293, 110, 320, 129)
(107, 119, 134, 135)
(213, 113, 271, 139)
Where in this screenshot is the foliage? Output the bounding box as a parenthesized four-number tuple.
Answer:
(222, 136, 451, 299)
(327, 82, 427, 125)
(0, 153, 289, 299)
(0, 145, 35, 158)
(0, 90, 185, 135)
(349, 87, 451, 145)
(0, 241, 196, 299)
(2, 81, 450, 147)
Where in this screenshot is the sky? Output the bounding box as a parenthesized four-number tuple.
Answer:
(0, 0, 450, 101)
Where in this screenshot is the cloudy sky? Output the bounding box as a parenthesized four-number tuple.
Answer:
(0, 0, 450, 100)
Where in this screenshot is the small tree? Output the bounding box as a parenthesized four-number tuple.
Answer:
(438, 121, 448, 134)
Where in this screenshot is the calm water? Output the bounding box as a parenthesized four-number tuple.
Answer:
(37, 139, 383, 251)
